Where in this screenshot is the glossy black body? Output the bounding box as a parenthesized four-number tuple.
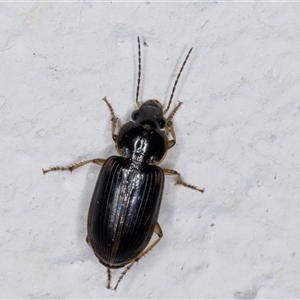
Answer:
(87, 100, 167, 268)
(42, 39, 198, 290)
(88, 156, 164, 268)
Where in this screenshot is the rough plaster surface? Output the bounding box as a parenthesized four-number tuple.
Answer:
(1, 2, 300, 299)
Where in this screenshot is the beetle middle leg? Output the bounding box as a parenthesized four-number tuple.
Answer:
(163, 168, 205, 193)
(111, 222, 163, 291)
(42, 158, 106, 174)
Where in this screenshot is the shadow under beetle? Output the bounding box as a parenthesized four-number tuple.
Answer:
(43, 37, 204, 291)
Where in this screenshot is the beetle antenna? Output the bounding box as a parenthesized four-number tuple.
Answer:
(163, 47, 193, 115)
(136, 36, 142, 108)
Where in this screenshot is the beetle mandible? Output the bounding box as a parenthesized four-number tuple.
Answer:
(43, 37, 205, 291)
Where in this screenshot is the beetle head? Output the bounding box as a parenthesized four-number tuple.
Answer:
(131, 100, 166, 129)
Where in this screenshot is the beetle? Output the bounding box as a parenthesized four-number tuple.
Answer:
(43, 37, 204, 290)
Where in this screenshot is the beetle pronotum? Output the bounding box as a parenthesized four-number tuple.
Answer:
(43, 37, 204, 290)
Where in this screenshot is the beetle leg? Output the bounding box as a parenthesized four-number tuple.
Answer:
(86, 235, 114, 289)
(42, 158, 106, 174)
(112, 222, 163, 291)
(107, 268, 112, 289)
(163, 168, 205, 193)
(102, 97, 118, 142)
(166, 101, 183, 149)
(86, 236, 114, 289)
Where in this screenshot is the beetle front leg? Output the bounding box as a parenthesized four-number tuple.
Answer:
(163, 168, 205, 193)
(166, 101, 183, 149)
(112, 222, 163, 291)
(102, 96, 118, 143)
(42, 158, 106, 174)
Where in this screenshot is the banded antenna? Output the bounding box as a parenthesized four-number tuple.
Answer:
(134, 36, 193, 115)
(163, 47, 193, 115)
(135, 36, 142, 108)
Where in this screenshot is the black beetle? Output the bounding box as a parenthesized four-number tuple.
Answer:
(43, 37, 204, 290)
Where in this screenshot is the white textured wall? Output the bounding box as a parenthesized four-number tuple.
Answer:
(1, 2, 300, 298)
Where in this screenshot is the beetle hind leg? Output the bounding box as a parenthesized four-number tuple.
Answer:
(107, 268, 112, 289)
(111, 222, 163, 291)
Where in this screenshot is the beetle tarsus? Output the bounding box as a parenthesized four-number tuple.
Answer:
(42, 158, 106, 174)
(163, 168, 205, 193)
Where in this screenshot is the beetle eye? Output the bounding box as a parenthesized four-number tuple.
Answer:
(158, 118, 166, 129)
(132, 110, 139, 121)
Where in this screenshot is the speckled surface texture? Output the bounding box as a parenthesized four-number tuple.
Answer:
(1, 2, 300, 298)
